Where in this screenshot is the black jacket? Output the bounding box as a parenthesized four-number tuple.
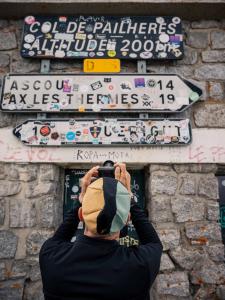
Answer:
(39, 202, 163, 300)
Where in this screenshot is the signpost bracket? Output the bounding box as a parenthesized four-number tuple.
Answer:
(137, 60, 147, 74)
(41, 59, 50, 74)
(139, 113, 149, 119)
(37, 113, 47, 119)
(38, 59, 51, 119)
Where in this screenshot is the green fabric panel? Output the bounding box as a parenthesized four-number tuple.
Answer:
(110, 182, 131, 233)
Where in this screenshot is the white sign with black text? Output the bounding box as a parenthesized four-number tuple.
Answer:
(1, 74, 202, 113)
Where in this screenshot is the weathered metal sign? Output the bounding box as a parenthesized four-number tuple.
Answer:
(83, 59, 120, 73)
(21, 15, 183, 60)
(1, 74, 202, 113)
(13, 118, 192, 146)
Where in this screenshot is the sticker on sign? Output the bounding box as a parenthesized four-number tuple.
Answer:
(13, 118, 192, 146)
(1, 74, 202, 113)
(83, 59, 120, 73)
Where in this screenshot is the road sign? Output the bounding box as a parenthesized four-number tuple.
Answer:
(1, 74, 202, 113)
(13, 118, 192, 146)
(83, 59, 120, 73)
(64, 168, 145, 246)
(21, 15, 183, 60)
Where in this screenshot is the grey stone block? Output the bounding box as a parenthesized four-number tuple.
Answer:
(151, 171, 177, 196)
(0, 163, 5, 179)
(29, 260, 41, 282)
(37, 196, 58, 228)
(0, 52, 10, 68)
(26, 182, 57, 198)
(156, 272, 190, 297)
(174, 164, 217, 174)
(211, 31, 225, 49)
(171, 196, 205, 222)
(150, 165, 173, 172)
(194, 285, 216, 300)
(39, 164, 60, 182)
(186, 31, 209, 49)
(23, 281, 44, 300)
(206, 244, 225, 262)
(209, 82, 224, 100)
(166, 65, 194, 78)
(0, 180, 21, 197)
(0, 111, 14, 128)
(206, 201, 219, 221)
(191, 20, 220, 29)
(191, 259, 225, 284)
(177, 46, 198, 65)
(170, 246, 202, 270)
(0, 230, 18, 258)
(0, 261, 6, 280)
(7, 166, 19, 180)
(0, 31, 17, 50)
(194, 64, 225, 80)
(149, 195, 173, 223)
(202, 50, 225, 62)
(0, 197, 5, 225)
(158, 227, 180, 250)
(159, 253, 175, 271)
(185, 222, 222, 244)
(26, 230, 53, 255)
(198, 174, 219, 199)
(217, 285, 225, 300)
(10, 50, 40, 73)
(179, 174, 196, 195)
(194, 104, 225, 127)
(0, 278, 25, 300)
(6, 164, 38, 182)
(50, 59, 82, 70)
(11, 259, 30, 278)
(10, 198, 36, 228)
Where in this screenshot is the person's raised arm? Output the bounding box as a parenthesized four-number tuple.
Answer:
(114, 162, 162, 285)
(51, 166, 99, 242)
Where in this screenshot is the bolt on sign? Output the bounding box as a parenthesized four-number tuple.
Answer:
(21, 15, 183, 60)
(83, 59, 120, 73)
(13, 118, 192, 146)
(64, 169, 145, 246)
(1, 74, 202, 113)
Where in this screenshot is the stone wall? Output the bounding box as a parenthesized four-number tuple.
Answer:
(149, 164, 224, 300)
(0, 163, 63, 299)
(0, 17, 224, 300)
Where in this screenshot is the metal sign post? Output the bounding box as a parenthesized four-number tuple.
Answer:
(37, 59, 50, 119)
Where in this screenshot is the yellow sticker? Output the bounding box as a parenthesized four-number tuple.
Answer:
(83, 59, 120, 73)
(107, 50, 116, 57)
(78, 106, 85, 112)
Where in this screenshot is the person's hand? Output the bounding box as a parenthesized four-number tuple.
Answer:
(114, 163, 132, 194)
(79, 166, 99, 204)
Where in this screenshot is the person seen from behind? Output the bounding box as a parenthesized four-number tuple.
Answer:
(39, 163, 163, 300)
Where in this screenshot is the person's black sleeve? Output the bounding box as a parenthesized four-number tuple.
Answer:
(51, 201, 81, 242)
(130, 202, 162, 246)
(130, 202, 163, 286)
